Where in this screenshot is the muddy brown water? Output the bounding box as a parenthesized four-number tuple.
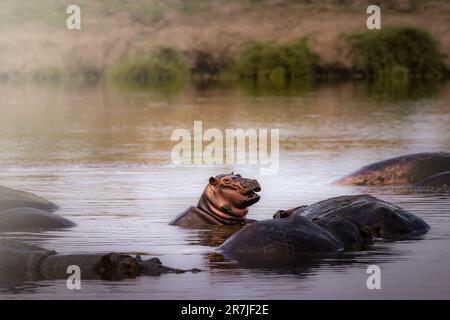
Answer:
(0, 81, 449, 299)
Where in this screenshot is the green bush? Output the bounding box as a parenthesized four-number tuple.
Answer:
(345, 26, 447, 79)
(235, 37, 319, 84)
(108, 47, 189, 86)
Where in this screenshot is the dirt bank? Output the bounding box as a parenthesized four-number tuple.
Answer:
(1, 0, 449, 78)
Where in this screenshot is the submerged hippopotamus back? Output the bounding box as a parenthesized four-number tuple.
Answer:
(0, 239, 56, 281)
(170, 173, 261, 227)
(271, 194, 429, 251)
(0, 185, 59, 212)
(0, 186, 76, 232)
(334, 152, 450, 186)
(214, 190, 430, 264)
(0, 239, 200, 284)
(412, 171, 450, 189)
(299, 194, 430, 240)
(218, 215, 344, 259)
(0, 207, 76, 231)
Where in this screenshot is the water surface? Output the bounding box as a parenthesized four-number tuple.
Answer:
(0, 81, 449, 299)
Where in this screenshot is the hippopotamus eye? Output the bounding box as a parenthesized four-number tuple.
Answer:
(223, 178, 232, 184)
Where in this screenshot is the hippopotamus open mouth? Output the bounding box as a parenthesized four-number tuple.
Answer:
(237, 181, 261, 207)
(215, 174, 261, 211)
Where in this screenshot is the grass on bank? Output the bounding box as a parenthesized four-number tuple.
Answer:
(5, 24, 449, 91)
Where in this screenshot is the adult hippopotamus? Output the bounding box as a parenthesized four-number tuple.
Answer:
(170, 173, 261, 228)
(218, 215, 344, 259)
(0, 239, 200, 283)
(295, 194, 430, 240)
(412, 171, 450, 189)
(0, 207, 76, 232)
(0, 185, 59, 212)
(0, 185, 76, 231)
(334, 152, 450, 186)
(220, 194, 430, 260)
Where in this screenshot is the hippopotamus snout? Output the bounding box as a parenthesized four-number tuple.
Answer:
(239, 179, 261, 195)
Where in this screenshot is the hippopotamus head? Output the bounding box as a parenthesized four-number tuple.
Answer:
(198, 173, 261, 221)
(98, 254, 142, 280)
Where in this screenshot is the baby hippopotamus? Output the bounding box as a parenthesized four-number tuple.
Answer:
(170, 173, 261, 228)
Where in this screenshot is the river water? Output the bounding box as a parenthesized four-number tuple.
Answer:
(0, 81, 449, 299)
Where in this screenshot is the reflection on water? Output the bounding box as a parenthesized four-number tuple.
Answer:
(0, 81, 449, 299)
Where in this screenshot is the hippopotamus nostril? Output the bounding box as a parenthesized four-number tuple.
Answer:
(252, 182, 261, 193)
(240, 179, 261, 193)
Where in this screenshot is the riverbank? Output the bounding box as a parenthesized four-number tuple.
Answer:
(1, 0, 450, 85)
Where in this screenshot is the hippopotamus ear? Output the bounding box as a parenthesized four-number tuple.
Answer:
(209, 177, 218, 186)
(273, 210, 289, 219)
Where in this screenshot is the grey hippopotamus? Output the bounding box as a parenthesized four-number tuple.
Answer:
(170, 173, 261, 228)
(219, 215, 344, 259)
(311, 215, 373, 251)
(0, 239, 200, 283)
(219, 194, 430, 260)
(334, 152, 450, 186)
(296, 194, 430, 240)
(0, 185, 59, 212)
(275, 209, 372, 251)
(412, 171, 450, 189)
(0, 186, 76, 231)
